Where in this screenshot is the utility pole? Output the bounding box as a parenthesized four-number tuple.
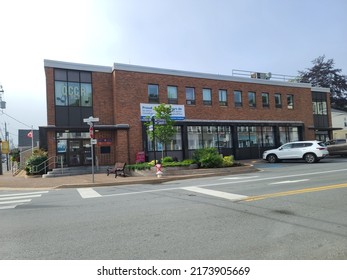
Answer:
(0, 85, 5, 175)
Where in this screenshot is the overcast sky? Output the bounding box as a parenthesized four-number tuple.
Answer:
(0, 0, 347, 146)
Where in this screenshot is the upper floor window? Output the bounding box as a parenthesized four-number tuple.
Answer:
(219, 89, 227, 106)
(148, 84, 159, 103)
(287, 94, 294, 109)
(312, 101, 327, 115)
(203, 88, 212, 105)
(234, 90, 242, 107)
(262, 92, 269, 108)
(275, 93, 282, 108)
(54, 69, 92, 107)
(186, 87, 195, 105)
(248, 91, 256, 107)
(167, 86, 178, 104)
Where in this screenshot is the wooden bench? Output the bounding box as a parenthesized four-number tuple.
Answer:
(107, 162, 126, 178)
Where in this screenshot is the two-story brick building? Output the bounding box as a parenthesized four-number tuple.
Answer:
(40, 59, 332, 167)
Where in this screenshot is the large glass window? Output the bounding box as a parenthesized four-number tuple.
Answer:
(312, 101, 327, 115)
(237, 126, 258, 147)
(148, 84, 159, 103)
(262, 126, 275, 147)
(203, 126, 217, 147)
(167, 86, 178, 104)
(188, 126, 202, 149)
(248, 92, 256, 107)
(54, 70, 92, 107)
(219, 89, 227, 106)
(203, 88, 212, 105)
(186, 87, 195, 105)
(218, 126, 232, 148)
(279, 126, 299, 145)
(165, 126, 182, 150)
(234, 90, 242, 107)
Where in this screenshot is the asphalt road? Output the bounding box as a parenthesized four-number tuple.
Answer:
(1, 157, 347, 260)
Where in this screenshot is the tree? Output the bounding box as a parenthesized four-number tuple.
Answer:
(144, 104, 176, 159)
(298, 55, 347, 109)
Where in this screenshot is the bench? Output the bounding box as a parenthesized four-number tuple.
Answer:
(107, 162, 126, 178)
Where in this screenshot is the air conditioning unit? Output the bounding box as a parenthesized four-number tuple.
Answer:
(251, 72, 271, 80)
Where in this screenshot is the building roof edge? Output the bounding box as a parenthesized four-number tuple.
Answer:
(44, 59, 112, 73)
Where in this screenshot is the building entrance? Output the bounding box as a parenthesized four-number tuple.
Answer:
(68, 139, 92, 166)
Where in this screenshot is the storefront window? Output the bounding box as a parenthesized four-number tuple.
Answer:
(262, 127, 275, 147)
(147, 126, 182, 151)
(203, 126, 217, 147)
(188, 126, 203, 149)
(218, 126, 232, 148)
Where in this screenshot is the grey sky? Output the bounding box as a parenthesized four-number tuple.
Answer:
(0, 0, 346, 146)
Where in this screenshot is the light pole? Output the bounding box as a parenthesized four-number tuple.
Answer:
(0, 85, 5, 175)
(83, 116, 99, 183)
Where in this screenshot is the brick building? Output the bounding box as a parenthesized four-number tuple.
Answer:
(41, 59, 332, 167)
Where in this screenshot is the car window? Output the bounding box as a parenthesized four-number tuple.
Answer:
(281, 144, 293, 149)
(292, 143, 304, 148)
(317, 142, 326, 147)
(303, 143, 313, 147)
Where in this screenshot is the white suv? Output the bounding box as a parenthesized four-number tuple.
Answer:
(262, 140, 329, 163)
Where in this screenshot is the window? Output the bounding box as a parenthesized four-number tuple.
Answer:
(148, 84, 159, 103)
(186, 87, 195, 105)
(54, 69, 92, 107)
(167, 86, 178, 104)
(287, 94, 294, 109)
(248, 91, 256, 107)
(188, 126, 203, 149)
(237, 126, 258, 147)
(234, 90, 242, 107)
(262, 92, 269, 108)
(275, 93, 282, 108)
(312, 101, 327, 115)
(203, 88, 212, 105)
(219, 89, 227, 106)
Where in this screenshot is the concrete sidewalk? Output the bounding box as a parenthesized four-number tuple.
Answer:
(0, 162, 259, 190)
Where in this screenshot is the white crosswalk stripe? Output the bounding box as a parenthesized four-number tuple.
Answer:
(0, 191, 49, 210)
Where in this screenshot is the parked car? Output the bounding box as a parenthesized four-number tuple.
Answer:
(262, 140, 329, 163)
(325, 139, 347, 157)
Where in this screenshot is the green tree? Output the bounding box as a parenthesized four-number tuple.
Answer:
(144, 104, 176, 158)
(298, 55, 347, 109)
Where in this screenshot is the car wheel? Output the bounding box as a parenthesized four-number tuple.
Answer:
(267, 154, 278, 163)
(304, 153, 316, 163)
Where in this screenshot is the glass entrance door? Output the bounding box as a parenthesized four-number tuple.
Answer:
(68, 140, 92, 166)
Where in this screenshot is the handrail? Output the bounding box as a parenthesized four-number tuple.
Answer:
(31, 156, 64, 175)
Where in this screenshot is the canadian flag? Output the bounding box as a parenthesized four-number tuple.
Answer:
(27, 130, 33, 138)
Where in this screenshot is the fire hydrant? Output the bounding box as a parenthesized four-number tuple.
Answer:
(155, 161, 163, 178)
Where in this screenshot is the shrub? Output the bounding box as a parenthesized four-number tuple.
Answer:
(192, 147, 223, 168)
(223, 155, 234, 167)
(162, 156, 174, 163)
(126, 162, 152, 171)
(25, 150, 48, 175)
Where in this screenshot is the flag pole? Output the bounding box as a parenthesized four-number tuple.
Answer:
(31, 126, 34, 155)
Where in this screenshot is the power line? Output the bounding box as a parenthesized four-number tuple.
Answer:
(0, 111, 32, 128)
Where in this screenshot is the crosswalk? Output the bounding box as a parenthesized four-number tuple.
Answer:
(0, 191, 49, 210)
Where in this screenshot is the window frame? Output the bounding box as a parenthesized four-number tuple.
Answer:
(219, 89, 228, 106)
(148, 84, 159, 104)
(275, 93, 282, 108)
(287, 94, 294, 109)
(167, 85, 178, 104)
(248, 91, 256, 107)
(202, 88, 212, 106)
(185, 87, 196, 105)
(262, 92, 269, 108)
(234, 90, 242, 107)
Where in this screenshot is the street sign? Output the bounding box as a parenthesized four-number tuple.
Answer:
(91, 139, 97, 145)
(83, 116, 99, 123)
(89, 126, 94, 138)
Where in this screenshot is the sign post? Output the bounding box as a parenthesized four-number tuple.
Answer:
(83, 116, 99, 183)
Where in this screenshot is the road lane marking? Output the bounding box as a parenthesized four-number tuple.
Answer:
(219, 176, 259, 180)
(0, 194, 43, 201)
(270, 179, 310, 185)
(0, 191, 49, 197)
(77, 188, 102, 199)
(0, 199, 31, 205)
(182, 187, 248, 201)
(243, 182, 347, 202)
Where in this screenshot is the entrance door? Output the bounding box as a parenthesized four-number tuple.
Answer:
(68, 140, 92, 166)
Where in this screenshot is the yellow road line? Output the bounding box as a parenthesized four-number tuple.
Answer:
(243, 182, 347, 202)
